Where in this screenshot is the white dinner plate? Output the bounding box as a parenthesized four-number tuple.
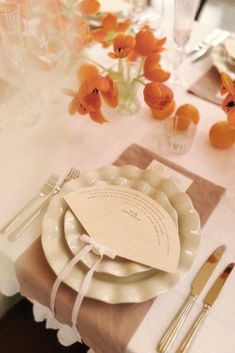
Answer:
(42, 165, 201, 303)
(63, 177, 178, 277)
(211, 36, 235, 80)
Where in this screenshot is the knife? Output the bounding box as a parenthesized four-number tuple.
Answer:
(176, 262, 234, 353)
(191, 30, 229, 63)
(157, 245, 226, 353)
(187, 29, 224, 56)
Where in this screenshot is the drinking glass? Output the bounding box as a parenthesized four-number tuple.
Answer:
(131, 0, 164, 31)
(0, 1, 24, 71)
(162, 115, 197, 154)
(172, 0, 200, 85)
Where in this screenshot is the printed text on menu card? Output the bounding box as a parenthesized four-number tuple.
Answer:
(64, 185, 180, 273)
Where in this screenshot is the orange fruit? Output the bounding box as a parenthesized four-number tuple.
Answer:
(176, 104, 200, 125)
(151, 100, 175, 120)
(209, 121, 235, 149)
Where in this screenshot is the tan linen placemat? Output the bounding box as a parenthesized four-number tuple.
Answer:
(114, 144, 225, 227)
(188, 66, 222, 105)
(15, 144, 226, 353)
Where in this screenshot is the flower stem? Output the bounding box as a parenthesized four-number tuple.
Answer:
(133, 78, 146, 86)
(127, 59, 131, 81)
(118, 58, 124, 77)
(137, 57, 144, 77)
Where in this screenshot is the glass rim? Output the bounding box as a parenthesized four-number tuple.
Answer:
(164, 115, 197, 126)
(0, 2, 20, 16)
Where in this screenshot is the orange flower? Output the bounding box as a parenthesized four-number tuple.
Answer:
(134, 28, 167, 57)
(79, 0, 100, 15)
(222, 93, 235, 127)
(109, 33, 135, 59)
(69, 94, 89, 116)
(144, 82, 174, 110)
(220, 72, 235, 96)
(227, 109, 235, 127)
(222, 94, 235, 115)
(135, 29, 156, 56)
(89, 110, 107, 123)
(144, 53, 170, 82)
(92, 13, 131, 47)
(66, 74, 118, 124)
(77, 64, 100, 82)
(154, 37, 167, 53)
(101, 76, 119, 108)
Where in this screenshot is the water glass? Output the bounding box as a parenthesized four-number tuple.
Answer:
(163, 116, 197, 154)
(0, 1, 25, 70)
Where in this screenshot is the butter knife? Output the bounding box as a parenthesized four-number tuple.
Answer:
(191, 30, 229, 63)
(157, 245, 226, 353)
(187, 29, 224, 56)
(176, 262, 234, 353)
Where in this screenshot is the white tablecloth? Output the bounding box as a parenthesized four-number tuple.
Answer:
(0, 2, 235, 352)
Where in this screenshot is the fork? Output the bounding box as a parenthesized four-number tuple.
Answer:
(0, 174, 59, 234)
(8, 167, 80, 242)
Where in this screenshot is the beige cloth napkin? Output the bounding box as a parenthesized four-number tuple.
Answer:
(15, 144, 225, 353)
(188, 67, 222, 105)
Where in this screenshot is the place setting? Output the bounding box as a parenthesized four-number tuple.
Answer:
(0, 1, 235, 353)
(1, 142, 232, 352)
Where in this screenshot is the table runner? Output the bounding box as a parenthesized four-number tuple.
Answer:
(15, 144, 225, 353)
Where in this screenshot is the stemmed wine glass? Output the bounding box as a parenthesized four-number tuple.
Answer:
(171, 0, 200, 85)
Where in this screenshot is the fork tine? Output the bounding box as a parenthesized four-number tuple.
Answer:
(68, 167, 79, 179)
(52, 174, 59, 184)
(48, 174, 59, 186)
(71, 168, 79, 179)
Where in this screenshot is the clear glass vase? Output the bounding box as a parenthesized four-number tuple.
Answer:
(116, 79, 140, 116)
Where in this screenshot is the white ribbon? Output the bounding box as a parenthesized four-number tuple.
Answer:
(50, 234, 116, 343)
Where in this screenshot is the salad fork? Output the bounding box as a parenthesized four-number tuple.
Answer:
(8, 167, 80, 241)
(0, 174, 59, 234)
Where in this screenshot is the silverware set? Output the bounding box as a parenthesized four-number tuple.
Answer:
(0, 167, 80, 241)
(187, 29, 229, 63)
(157, 246, 234, 353)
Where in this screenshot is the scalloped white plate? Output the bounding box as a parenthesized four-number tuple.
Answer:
(41, 165, 201, 303)
(63, 177, 178, 277)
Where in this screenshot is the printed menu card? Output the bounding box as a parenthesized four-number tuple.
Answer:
(64, 185, 180, 273)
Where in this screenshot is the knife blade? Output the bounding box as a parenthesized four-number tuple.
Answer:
(176, 263, 234, 353)
(157, 245, 226, 353)
(191, 245, 226, 296)
(191, 30, 229, 63)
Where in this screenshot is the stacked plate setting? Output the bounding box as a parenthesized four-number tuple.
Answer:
(41, 165, 201, 304)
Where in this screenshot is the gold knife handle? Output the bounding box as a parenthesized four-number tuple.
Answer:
(158, 294, 197, 353)
(175, 304, 210, 353)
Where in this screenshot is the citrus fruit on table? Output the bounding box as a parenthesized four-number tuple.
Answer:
(151, 100, 175, 120)
(209, 121, 235, 149)
(176, 104, 200, 124)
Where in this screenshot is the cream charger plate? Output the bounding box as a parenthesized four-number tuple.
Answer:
(41, 165, 201, 303)
(63, 178, 178, 277)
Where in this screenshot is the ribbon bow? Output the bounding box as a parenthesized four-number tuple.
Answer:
(50, 234, 116, 342)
